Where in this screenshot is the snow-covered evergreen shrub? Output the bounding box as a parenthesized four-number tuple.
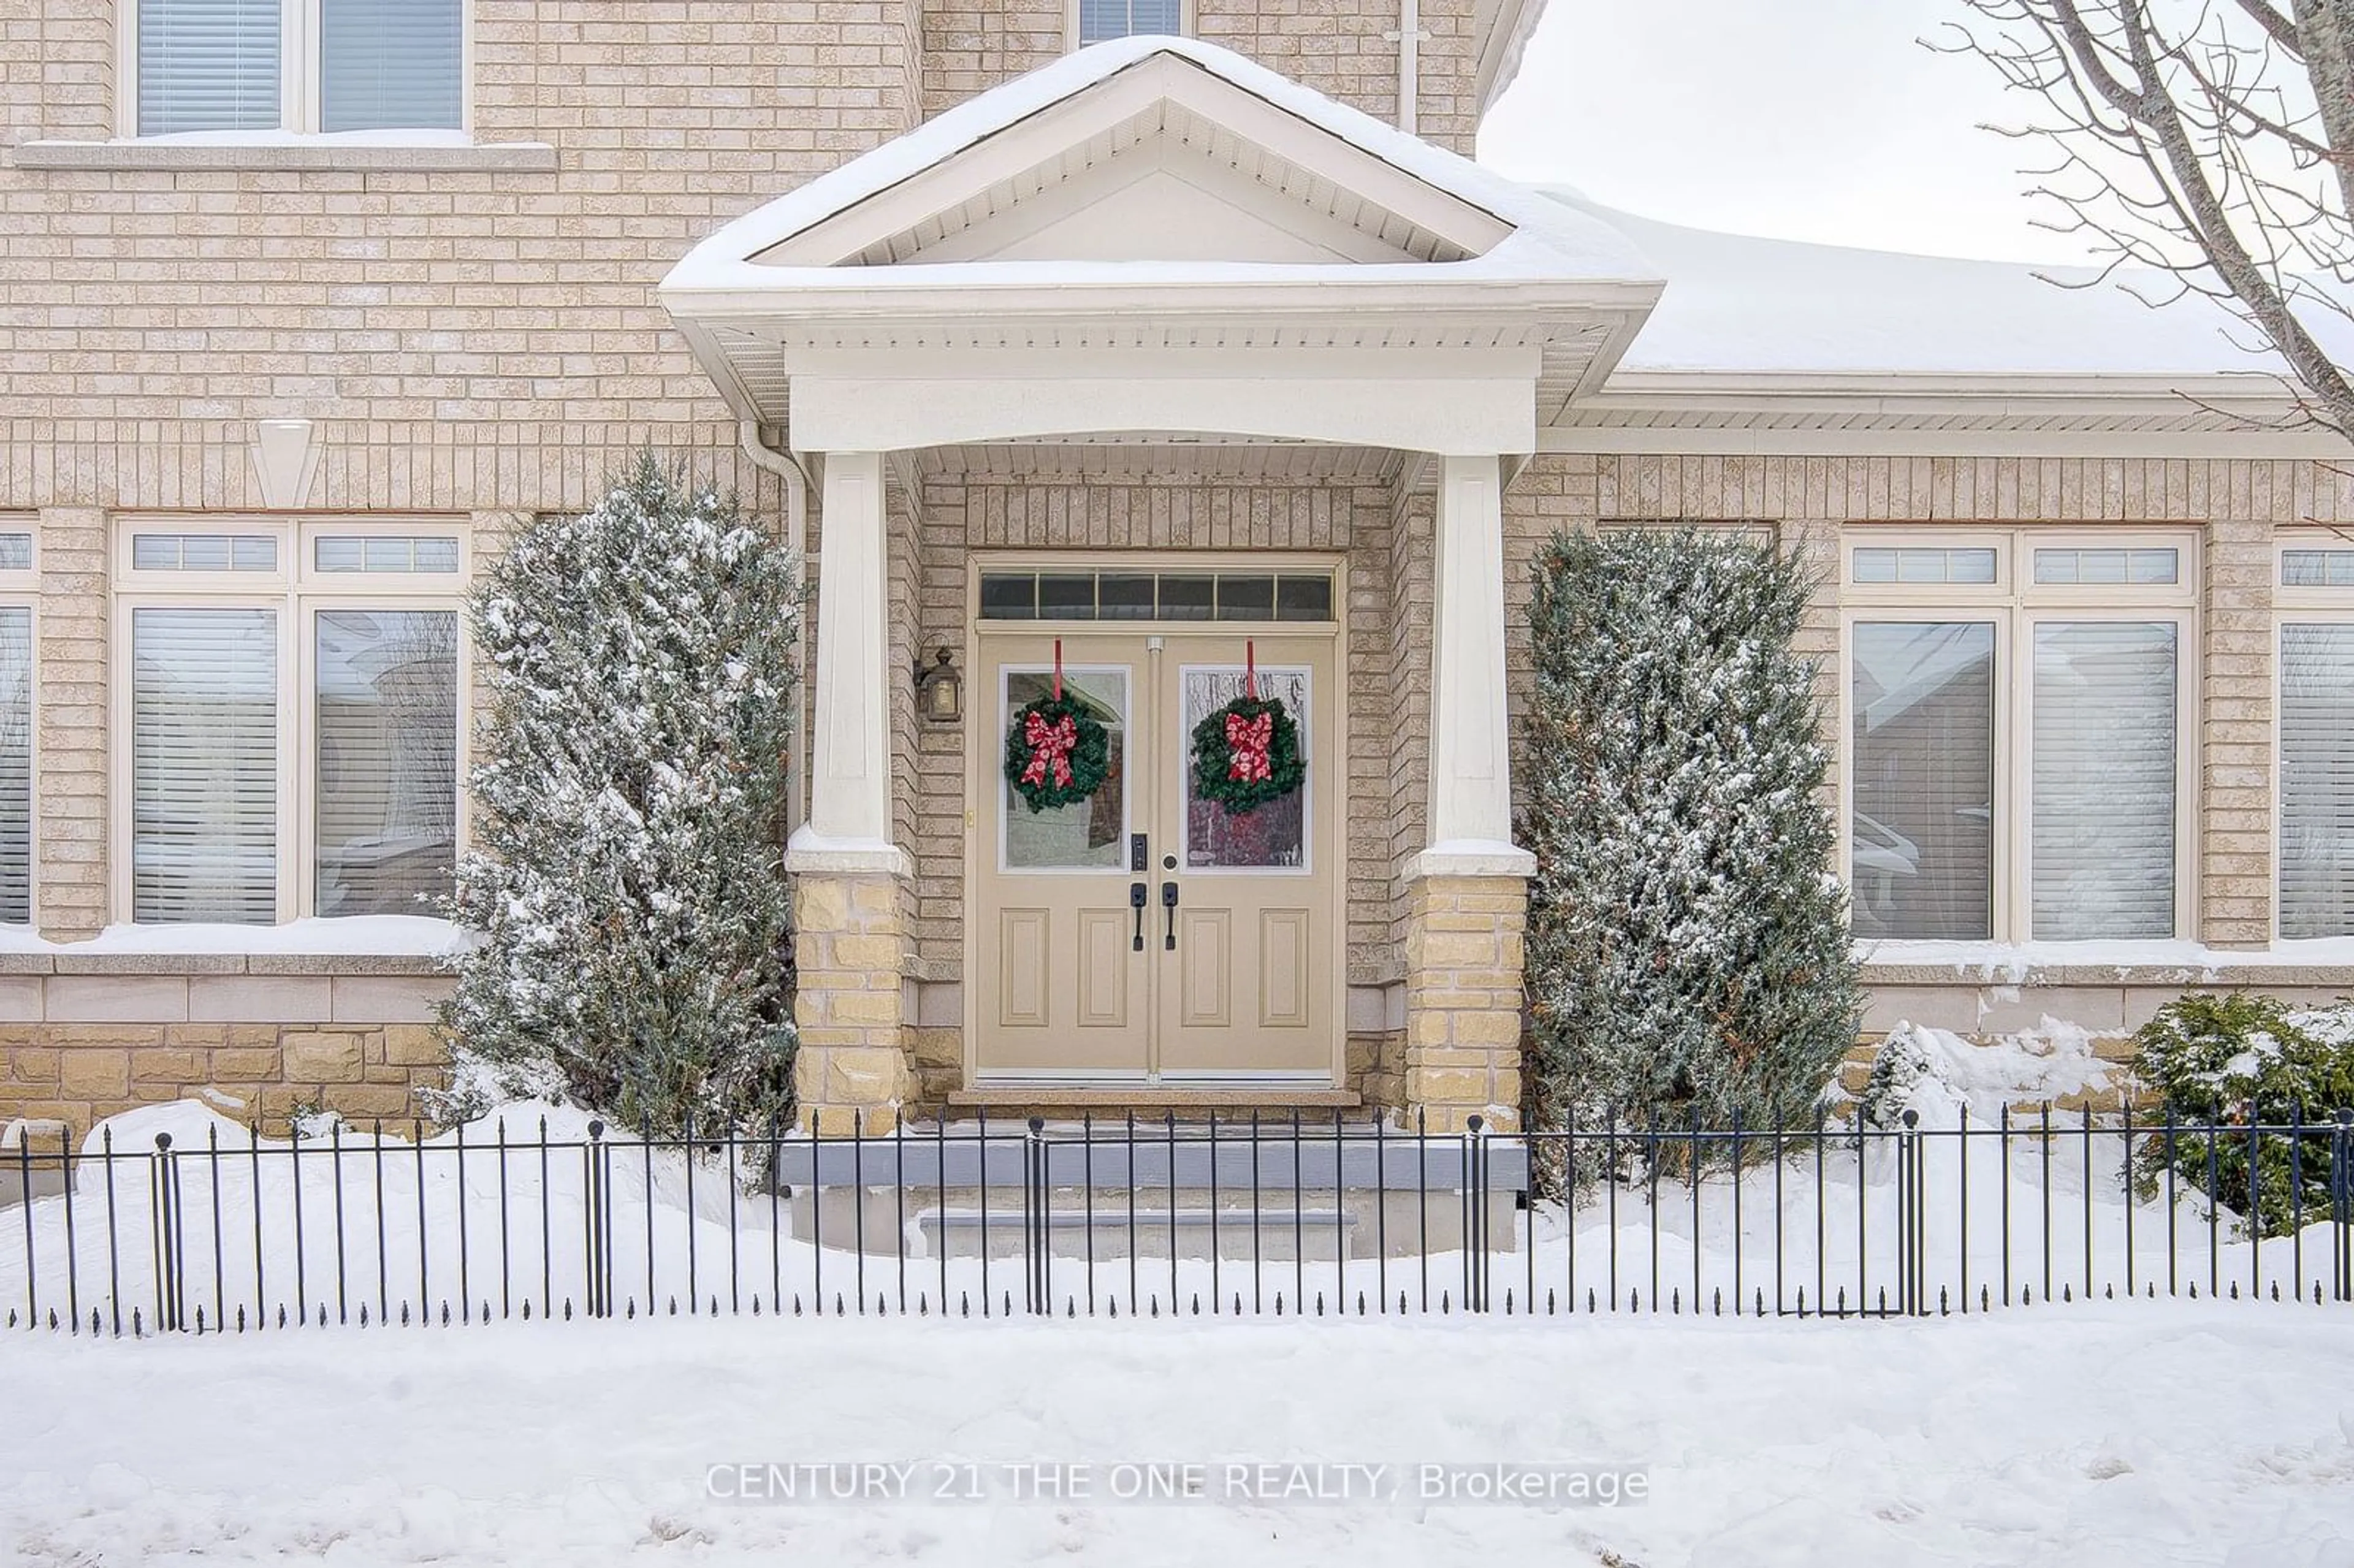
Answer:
(2130, 992, 2354, 1238)
(1521, 528, 1861, 1145)
(443, 455, 802, 1144)
(1856, 1022, 1955, 1131)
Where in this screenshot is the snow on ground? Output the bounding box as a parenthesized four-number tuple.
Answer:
(2, 1309, 2352, 1566)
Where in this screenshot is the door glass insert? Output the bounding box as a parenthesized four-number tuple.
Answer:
(1181, 664, 1308, 870)
(1001, 667, 1128, 870)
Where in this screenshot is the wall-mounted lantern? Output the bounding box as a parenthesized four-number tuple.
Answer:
(914, 646, 962, 725)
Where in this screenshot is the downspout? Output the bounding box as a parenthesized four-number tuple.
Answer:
(739, 419, 816, 832)
(1389, 0, 1423, 134)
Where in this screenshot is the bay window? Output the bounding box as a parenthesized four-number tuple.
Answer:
(2277, 540, 2354, 937)
(117, 520, 465, 926)
(1844, 531, 2195, 943)
(133, 0, 464, 137)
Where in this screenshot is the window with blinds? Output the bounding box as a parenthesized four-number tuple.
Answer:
(1845, 529, 2193, 943)
(2029, 622, 2177, 939)
(1849, 622, 1995, 940)
(134, 0, 466, 135)
(131, 609, 280, 924)
(315, 611, 459, 916)
(2280, 624, 2354, 938)
(138, 0, 283, 135)
(319, 0, 463, 131)
(1076, 0, 1183, 44)
(0, 611, 31, 925)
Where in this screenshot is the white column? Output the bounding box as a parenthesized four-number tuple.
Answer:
(785, 450, 908, 875)
(1409, 452, 1535, 879)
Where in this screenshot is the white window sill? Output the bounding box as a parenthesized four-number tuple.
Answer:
(9, 135, 555, 173)
(1857, 937, 2354, 982)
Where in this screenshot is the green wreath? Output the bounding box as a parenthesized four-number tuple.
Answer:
(1189, 694, 1305, 816)
(1004, 691, 1111, 813)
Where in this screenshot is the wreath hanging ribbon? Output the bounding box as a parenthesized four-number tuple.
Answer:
(1004, 637, 1111, 812)
(1189, 640, 1305, 816)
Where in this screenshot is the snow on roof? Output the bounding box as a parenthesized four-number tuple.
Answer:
(1540, 187, 2348, 380)
(663, 38, 1661, 297)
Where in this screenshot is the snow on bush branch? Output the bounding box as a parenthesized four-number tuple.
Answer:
(1520, 528, 1862, 1155)
(440, 454, 802, 1146)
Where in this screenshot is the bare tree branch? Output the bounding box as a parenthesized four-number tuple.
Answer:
(1945, 0, 2354, 442)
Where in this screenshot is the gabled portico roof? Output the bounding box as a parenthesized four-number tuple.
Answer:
(660, 37, 1665, 452)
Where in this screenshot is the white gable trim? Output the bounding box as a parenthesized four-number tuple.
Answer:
(754, 55, 1508, 269)
(663, 37, 1657, 299)
(877, 144, 1417, 267)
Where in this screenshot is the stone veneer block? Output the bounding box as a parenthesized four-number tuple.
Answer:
(45, 975, 189, 1023)
(0, 977, 42, 1022)
(188, 975, 337, 1023)
(791, 870, 913, 1133)
(330, 976, 454, 1024)
(1399, 873, 1528, 1133)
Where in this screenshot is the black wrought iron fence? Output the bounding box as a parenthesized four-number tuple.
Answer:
(3, 1105, 2350, 1338)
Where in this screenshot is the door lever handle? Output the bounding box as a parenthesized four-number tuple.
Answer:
(1129, 881, 1148, 952)
(1160, 880, 1178, 951)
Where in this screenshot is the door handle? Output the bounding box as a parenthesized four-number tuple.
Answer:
(1129, 881, 1148, 952)
(1160, 880, 1178, 951)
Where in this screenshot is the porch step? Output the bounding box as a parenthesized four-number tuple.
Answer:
(945, 1086, 1362, 1112)
(771, 1129, 1528, 1192)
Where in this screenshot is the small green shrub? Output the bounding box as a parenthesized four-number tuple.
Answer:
(2129, 992, 2354, 1238)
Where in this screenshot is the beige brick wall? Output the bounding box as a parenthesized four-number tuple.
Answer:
(920, 0, 1482, 153)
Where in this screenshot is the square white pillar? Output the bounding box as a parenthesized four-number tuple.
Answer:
(786, 449, 908, 876)
(1407, 452, 1534, 880)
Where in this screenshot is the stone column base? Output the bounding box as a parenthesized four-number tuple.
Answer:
(790, 871, 912, 1134)
(1401, 874, 1529, 1133)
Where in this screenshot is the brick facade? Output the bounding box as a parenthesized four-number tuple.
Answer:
(2, 3, 2342, 1134)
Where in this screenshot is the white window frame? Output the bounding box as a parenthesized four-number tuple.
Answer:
(111, 516, 470, 925)
(2271, 530, 2354, 940)
(1066, 0, 1192, 49)
(0, 523, 37, 927)
(116, 0, 475, 139)
(1840, 528, 2200, 943)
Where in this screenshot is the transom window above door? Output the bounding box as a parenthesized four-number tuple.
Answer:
(1842, 530, 2198, 945)
(979, 571, 1334, 623)
(133, 0, 464, 137)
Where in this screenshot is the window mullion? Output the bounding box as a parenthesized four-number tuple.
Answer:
(281, 595, 305, 921)
(284, 0, 313, 132)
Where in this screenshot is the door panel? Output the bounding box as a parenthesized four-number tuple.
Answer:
(1257, 908, 1311, 1029)
(972, 641, 1149, 1076)
(1152, 638, 1338, 1079)
(1177, 909, 1232, 1027)
(1075, 908, 1131, 1029)
(996, 908, 1051, 1029)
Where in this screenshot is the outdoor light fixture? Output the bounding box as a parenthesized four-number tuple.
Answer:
(914, 646, 962, 724)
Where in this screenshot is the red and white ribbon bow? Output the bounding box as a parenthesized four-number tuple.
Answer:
(1021, 710, 1078, 789)
(1225, 710, 1274, 783)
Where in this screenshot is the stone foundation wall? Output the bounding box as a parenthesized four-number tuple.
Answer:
(0, 961, 452, 1133)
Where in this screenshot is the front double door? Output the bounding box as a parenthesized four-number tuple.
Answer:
(972, 629, 1340, 1083)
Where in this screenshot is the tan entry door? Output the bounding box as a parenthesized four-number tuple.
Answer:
(970, 627, 1339, 1083)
